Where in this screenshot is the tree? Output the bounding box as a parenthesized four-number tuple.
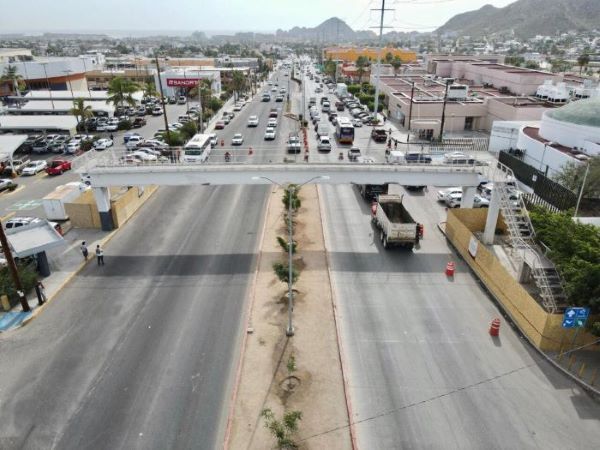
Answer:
(282, 185, 301, 210)
(524, 61, 540, 70)
(230, 70, 247, 101)
(1, 65, 26, 94)
(324, 59, 337, 82)
(142, 81, 158, 98)
(355, 56, 369, 83)
(70, 98, 94, 133)
(107, 77, 140, 108)
(384, 52, 394, 64)
(554, 156, 600, 199)
(390, 56, 402, 77)
(272, 262, 299, 284)
(577, 53, 590, 75)
(261, 408, 303, 450)
(529, 207, 600, 335)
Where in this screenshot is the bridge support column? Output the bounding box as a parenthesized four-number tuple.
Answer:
(482, 188, 500, 245)
(461, 186, 476, 208)
(93, 187, 114, 231)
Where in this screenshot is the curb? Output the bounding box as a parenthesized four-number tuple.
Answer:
(436, 222, 600, 399)
(222, 186, 273, 450)
(18, 227, 120, 329)
(316, 185, 358, 450)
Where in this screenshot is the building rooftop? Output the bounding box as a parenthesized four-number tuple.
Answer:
(11, 100, 114, 113)
(0, 115, 78, 131)
(522, 126, 590, 159)
(546, 98, 600, 128)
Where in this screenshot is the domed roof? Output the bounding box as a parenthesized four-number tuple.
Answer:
(546, 98, 600, 128)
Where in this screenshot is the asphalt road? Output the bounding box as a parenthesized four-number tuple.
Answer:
(320, 182, 600, 449)
(0, 69, 298, 449)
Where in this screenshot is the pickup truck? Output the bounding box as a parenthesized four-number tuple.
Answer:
(2, 157, 31, 175)
(46, 159, 72, 176)
(371, 195, 422, 250)
(371, 128, 388, 143)
(286, 135, 302, 154)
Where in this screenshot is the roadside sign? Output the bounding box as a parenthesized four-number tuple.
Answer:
(562, 307, 590, 328)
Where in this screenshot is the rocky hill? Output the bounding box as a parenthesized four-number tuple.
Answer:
(275, 17, 376, 41)
(437, 0, 600, 38)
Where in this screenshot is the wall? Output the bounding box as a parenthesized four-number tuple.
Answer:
(517, 129, 581, 177)
(65, 186, 157, 229)
(445, 209, 597, 352)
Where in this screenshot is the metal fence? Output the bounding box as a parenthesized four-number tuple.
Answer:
(428, 137, 490, 154)
(499, 151, 577, 212)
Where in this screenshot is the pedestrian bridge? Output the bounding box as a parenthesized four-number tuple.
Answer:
(74, 150, 510, 188)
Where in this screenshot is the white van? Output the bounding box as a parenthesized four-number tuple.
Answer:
(386, 150, 405, 164)
(317, 135, 331, 152)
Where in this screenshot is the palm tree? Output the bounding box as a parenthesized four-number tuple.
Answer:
(577, 53, 590, 75)
(355, 56, 369, 83)
(70, 98, 94, 133)
(324, 59, 337, 82)
(142, 81, 158, 99)
(107, 77, 140, 108)
(231, 70, 247, 101)
(1, 65, 26, 95)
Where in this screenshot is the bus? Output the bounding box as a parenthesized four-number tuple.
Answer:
(335, 117, 354, 144)
(182, 133, 212, 163)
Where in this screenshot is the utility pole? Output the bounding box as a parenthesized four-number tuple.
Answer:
(154, 55, 171, 145)
(0, 224, 30, 312)
(372, 0, 393, 121)
(407, 80, 415, 142)
(439, 79, 452, 140)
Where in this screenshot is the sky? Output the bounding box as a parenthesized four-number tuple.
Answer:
(0, 0, 517, 35)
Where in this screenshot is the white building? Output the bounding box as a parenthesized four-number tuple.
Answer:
(155, 68, 221, 98)
(512, 98, 600, 177)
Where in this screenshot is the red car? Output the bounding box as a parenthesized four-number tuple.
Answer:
(46, 159, 72, 175)
(215, 121, 225, 130)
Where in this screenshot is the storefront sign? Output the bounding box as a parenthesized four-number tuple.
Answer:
(166, 78, 200, 87)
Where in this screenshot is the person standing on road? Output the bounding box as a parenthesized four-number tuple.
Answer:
(109, 133, 114, 141)
(80, 241, 89, 260)
(394, 139, 398, 150)
(96, 245, 105, 266)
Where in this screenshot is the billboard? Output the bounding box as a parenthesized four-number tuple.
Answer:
(166, 78, 200, 87)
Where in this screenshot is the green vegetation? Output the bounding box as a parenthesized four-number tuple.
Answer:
(529, 207, 600, 334)
(554, 156, 599, 199)
(277, 236, 297, 254)
(272, 262, 299, 284)
(107, 77, 140, 108)
(355, 55, 369, 83)
(282, 186, 301, 210)
(0, 262, 39, 303)
(1, 65, 26, 93)
(70, 98, 94, 133)
(261, 408, 303, 449)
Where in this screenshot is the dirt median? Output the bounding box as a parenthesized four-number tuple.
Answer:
(225, 184, 352, 450)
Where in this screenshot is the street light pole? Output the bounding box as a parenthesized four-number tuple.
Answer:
(439, 79, 452, 139)
(41, 63, 54, 110)
(252, 175, 329, 337)
(574, 160, 591, 217)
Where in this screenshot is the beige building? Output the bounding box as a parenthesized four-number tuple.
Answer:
(377, 75, 558, 139)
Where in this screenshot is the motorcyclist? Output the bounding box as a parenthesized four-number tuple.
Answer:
(225, 151, 231, 162)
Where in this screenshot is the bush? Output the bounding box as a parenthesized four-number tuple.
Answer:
(0, 261, 38, 304)
(163, 131, 185, 147)
(347, 85, 361, 95)
(272, 262, 299, 284)
(179, 121, 198, 140)
(282, 186, 301, 210)
(277, 236, 298, 253)
(261, 408, 302, 450)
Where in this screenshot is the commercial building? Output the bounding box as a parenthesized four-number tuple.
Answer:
(86, 68, 156, 89)
(0, 115, 78, 135)
(323, 46, 416, 64)
(154, 68, 222, 98)
(6, 100, 114, 117)
(377, 75, 556, 139)
(0, 48, 33, 63)
(0, 57, 96, 94)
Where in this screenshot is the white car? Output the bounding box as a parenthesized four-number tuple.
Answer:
(126, 136, 144, 149)
(169, 122, 183, 129)
(267, 118, 277, 127)
(231, 133, 244, 145)
(152, 107, 163, 116)
(437, 187, 462, 202)
(135, 147, 161, 157)
(94, 138, 113, 150)
(105, 119, 119, 131)
(65, 142, 81, 154)
(130, 151, 157, 162)
(445, 193, 463, 208)
(233, 103, 242, 111)
(247, 115, 259, 127)
(21, 160, 48, 175)
(264, 127, 276, 140)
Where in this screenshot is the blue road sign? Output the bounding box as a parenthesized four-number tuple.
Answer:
(563, 307, 590, 328)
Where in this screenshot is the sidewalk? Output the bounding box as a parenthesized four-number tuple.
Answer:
(0, 228, 115, 332)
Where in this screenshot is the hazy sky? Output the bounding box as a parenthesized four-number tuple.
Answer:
(0, 0, 516, 34)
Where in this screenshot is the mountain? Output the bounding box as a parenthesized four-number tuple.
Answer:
(437, 0, 600, 38)
(275, 17, 376, 42)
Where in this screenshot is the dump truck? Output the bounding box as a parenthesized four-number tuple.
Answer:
(358, 184, 388, 201)
(371, 194, 422, 250)
(371, 128, 388, 143)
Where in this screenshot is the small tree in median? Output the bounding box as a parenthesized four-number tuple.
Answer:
(272, 262, 299, 285)
(261, 408, 303, 450)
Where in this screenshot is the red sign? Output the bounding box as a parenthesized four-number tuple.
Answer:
(166, 78, 200, 87)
